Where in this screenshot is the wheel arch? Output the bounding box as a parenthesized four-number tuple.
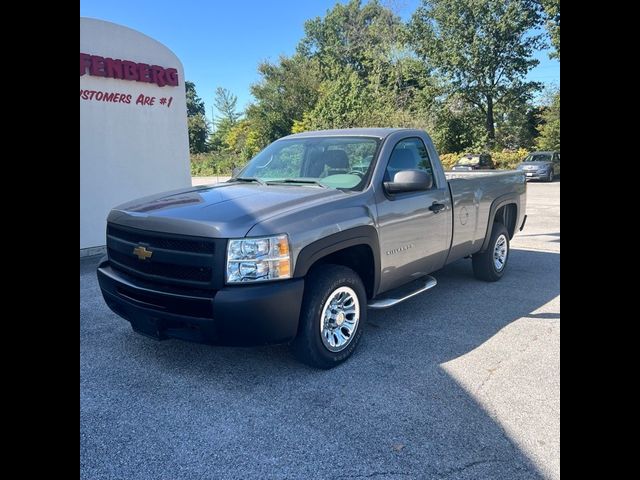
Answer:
(480, 194, 520, 252)
(293, 226, 380, 299)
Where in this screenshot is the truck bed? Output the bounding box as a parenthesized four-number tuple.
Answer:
(444, 170, 526, 263)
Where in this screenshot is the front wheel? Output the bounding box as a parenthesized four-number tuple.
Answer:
(292, 265, 366, 369)
(472, 223, 510, 282)
(546, 170, 554, 182)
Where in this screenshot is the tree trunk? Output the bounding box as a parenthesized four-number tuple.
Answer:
(486, 95, 496, 146)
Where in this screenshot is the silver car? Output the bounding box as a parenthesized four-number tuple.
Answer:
(516, 151, 560, 182)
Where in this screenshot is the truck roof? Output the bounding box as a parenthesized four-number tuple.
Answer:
(283, 128, 416, 139)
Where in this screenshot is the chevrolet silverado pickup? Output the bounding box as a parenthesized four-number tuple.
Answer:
(97, 128, 527, 368)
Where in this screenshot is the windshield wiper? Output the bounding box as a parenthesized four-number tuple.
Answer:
(266, 179, 328, 188)
(229, 176, 266, 185)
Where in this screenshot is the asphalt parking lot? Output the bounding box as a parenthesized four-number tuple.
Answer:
(80, 181, 559, 480)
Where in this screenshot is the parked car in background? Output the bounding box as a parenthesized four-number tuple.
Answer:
(451, 153, 494, 171)
(516, 151, 560, 182)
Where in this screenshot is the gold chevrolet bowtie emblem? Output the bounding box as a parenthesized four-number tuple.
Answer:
(132, 245, 153, 260)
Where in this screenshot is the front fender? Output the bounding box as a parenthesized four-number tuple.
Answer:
(293, 225, 381, 296)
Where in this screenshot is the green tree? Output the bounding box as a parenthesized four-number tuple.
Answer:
(187, 115, 210, 154)
(297, 0, 437, 130)
(213, 87, 240, 124)
(305, 68, 373, 129)
(208, 118, 234, 152)
(209, 87, 240, 152)
(410, 0, 544, 147)
(246, 54, 321, 145)
(185, 80, 205, 116)
(536, 90, 560, 150)
(185, 81, 209, 153)
(224, 119, 262, 161)
(429, 95, 485, 154)
(298, 0, 402, 81)
(494, 102, 540, 150)
(538, 0, 560, 59)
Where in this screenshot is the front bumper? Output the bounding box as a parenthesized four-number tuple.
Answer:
(522, 170, 549, 180)
(97, 261, 304, 346)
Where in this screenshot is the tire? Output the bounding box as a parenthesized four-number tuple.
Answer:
(292, 265, 367, 369)
(546, 170, 554, 182)
(472, 223, 510, 282)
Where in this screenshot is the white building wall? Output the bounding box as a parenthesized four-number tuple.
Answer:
(80, 17, 190, 253)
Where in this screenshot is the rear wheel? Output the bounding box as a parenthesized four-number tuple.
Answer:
(292, 265, 367, 369)
(472, 223, 510, 282)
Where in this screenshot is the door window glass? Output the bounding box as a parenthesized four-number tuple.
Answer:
(385, 138, 435, 187)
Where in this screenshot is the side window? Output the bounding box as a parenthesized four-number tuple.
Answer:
(385, 137, 435, 186)
(554, 153, 560, 164)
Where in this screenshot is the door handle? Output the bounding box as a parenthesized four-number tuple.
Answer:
(429, 202, 445, 213)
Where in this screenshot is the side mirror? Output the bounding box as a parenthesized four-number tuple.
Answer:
(384, 170, 433, 194)
(232, 167, 242, 178)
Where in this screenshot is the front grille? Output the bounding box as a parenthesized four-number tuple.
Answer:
(108, 249, 212, 282)
(106, 223, 225, 289)
(107, 225, 215, 253)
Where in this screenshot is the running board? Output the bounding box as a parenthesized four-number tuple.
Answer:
(368, 275, 437, 309)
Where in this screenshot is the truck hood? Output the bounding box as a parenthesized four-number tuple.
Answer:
(107, 182, 346, 238)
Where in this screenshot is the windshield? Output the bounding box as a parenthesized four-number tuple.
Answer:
(524, 153, 552, 162)
(456, 156, 480, 166)
(237, 136, 380, 190)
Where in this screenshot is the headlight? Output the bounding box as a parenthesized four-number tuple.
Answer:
(226, 234, 291, 283)
(538, 165, 549, 172)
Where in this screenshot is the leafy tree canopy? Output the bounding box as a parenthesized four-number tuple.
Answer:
(185, 81, 209, 153)
(185, 80, 206, 117)
(538, 0, 560, 59)
(189, 0, 559, 173)
(536, 89, 560, 150)
(409, 0, 544, 146)
(213, 87, 241, 125)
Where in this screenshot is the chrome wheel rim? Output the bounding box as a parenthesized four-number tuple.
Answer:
(320, 286, 360, 352)
(493, 234, 508, 271)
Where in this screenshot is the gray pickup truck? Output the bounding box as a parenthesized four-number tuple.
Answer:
(97, 128, 527, 368)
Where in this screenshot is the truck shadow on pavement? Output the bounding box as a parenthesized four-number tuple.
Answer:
(80, 247, 559, 480)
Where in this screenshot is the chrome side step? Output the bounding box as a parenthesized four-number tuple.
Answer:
(368, 275, 437, 310)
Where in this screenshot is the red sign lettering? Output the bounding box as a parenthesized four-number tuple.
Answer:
(80, 89, 173, 108)
(80, 52, 179, 87)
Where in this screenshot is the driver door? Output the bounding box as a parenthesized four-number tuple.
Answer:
(375, 137, 452, 293)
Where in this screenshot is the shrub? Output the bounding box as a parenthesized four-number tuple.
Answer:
(190, 153, 214, 176)
(491, 149, 529, 170)
(190, 152, 249, 176)
(439, 153, 459, 170)
(438, 149, 529, 171)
